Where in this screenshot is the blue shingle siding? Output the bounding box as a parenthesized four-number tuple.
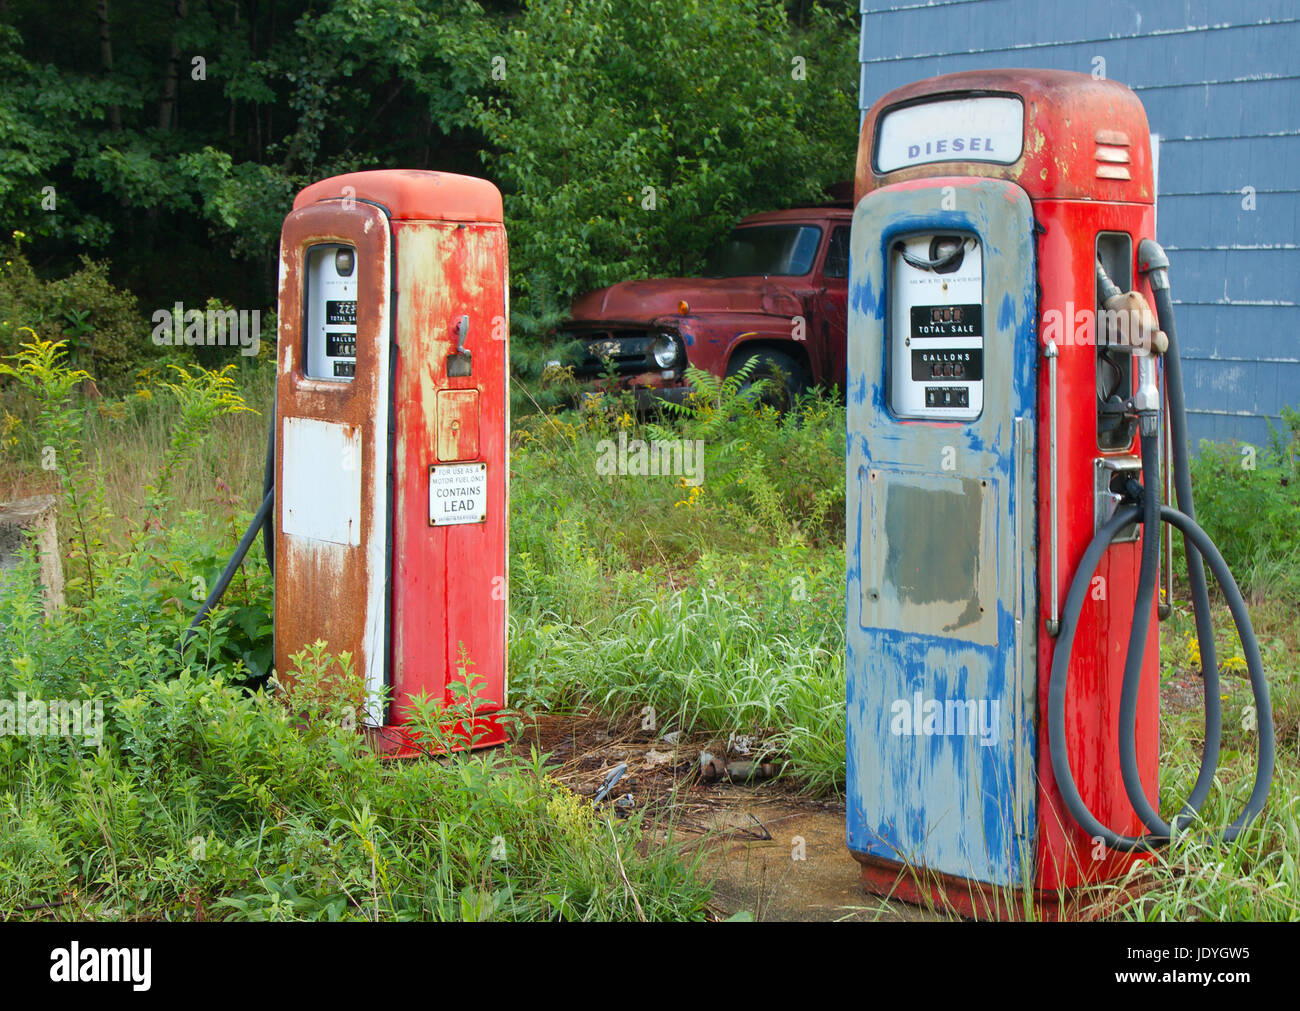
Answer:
(860, 1, 1300, 448)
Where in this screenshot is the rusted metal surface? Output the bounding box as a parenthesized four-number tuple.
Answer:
(855, 69, 1155, 206)
(274, 200, 393, 721)
(387, 214, 508, 750)
(275, 170, 508, 753)
(294, 168, 503, 222)
(436, 389, 481, 462)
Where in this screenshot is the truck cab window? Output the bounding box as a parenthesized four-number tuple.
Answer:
(824, 226, 850, 279)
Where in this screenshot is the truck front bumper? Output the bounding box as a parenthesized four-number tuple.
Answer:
(585, 370, 695, 411)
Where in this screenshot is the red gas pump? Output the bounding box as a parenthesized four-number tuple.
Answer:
(186, 170, 509, 757)
(844, 70, 1274, 915)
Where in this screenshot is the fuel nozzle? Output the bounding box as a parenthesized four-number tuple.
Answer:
(1095, 258, 1168, 436)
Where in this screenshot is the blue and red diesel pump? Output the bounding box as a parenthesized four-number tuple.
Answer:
(188, 169, 509, 756)
(845, 69, 1275, 916)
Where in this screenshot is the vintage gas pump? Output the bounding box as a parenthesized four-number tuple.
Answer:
(845, 70, 1274, 915)
(273, 170, 509, 755)
(188, 170, 510, 756)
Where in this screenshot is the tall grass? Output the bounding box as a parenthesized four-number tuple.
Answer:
(0, 341, 711, 921)
(508, 377, 849, 791)
(4, 332, 1297, 920)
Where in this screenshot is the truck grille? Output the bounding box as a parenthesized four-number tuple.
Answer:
(560, 329, 662, 377)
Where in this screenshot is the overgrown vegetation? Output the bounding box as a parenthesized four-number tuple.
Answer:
(455, 0, 857, 307)
(0, 341, 710, 921)
(2, 329, 1297, 920)
(1, 0, 1293, 927)
(1188, 407, 1300, 605)
(0, 232, 152, 389)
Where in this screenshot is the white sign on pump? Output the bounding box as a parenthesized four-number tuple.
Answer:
(876, 96, 1024, 173)
(429, 463, 488, 526)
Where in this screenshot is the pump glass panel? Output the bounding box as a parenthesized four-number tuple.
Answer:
(304, 244, 359, 382)
(875, 95, 1023, 173)
(888, 234, 983, 421)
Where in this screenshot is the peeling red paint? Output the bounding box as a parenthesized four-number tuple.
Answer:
(851, 70, 1161, 904)
(276, 171, 508, 757)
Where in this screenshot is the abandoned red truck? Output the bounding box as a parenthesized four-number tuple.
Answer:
(553, 204, 852, 409)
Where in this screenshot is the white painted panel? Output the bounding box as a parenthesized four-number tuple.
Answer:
(281, 417, 362, 546)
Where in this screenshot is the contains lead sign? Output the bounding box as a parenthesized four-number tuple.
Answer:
(429, 462, 488, 525)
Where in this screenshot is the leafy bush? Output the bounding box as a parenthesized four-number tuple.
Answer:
(455, 0, 859, 308)
(0, 232, 155, 391)
(659, 365, 847, 547)
(1188, 407, 1300, 601)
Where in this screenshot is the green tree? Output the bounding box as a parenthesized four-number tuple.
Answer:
(0, 0, 489, 310)
(452, 0, 859, 308)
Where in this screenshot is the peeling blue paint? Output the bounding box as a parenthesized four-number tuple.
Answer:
(846, 178, 1039, 886)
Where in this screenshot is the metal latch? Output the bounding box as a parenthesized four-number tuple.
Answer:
(447, 314, 472, 377)
(1095, 456, 1142, 543)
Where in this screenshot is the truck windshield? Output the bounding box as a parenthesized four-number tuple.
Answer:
(706, 224, 822, 277)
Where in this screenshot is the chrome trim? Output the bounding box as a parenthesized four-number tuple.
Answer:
(1045, 338, 1060, 637)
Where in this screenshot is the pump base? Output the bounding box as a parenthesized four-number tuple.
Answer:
(366, 716, 509, 760)
(853, 852, 1069, 921)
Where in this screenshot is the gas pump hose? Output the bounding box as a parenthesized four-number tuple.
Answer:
(1047, 241, 1275, 852)
(179, 406, 276, 656)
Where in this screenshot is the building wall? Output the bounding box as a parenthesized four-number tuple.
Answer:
(859, 0, 1300, 448)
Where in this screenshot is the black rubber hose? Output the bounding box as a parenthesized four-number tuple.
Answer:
(1116, 434, 1227, 836)
(1148, 270, 1222, 811)
(1049, 497, 1276, 849)
(179, 489, 274, 658)
(1049, 255, 1275, 851)
(1160, 509, 1275, 839)
(1115, 431, 1165, 834)
(1048, 501, 1157, 851)
(261, 403, 275, 574)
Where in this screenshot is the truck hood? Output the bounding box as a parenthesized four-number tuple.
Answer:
(569, 277, 804, 322)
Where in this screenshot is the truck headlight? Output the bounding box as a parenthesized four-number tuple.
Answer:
(652, 334, 679, 368)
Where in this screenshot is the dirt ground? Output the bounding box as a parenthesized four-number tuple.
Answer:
(510, 710, 943, 922)
(507, 679, 1230, 922)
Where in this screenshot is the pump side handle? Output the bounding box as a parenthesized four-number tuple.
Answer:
(1050, 242, 1274, 851)
(447, 314, 473, 378)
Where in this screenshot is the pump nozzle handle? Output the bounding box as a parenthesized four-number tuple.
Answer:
(1095, 258, 1123, 304)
